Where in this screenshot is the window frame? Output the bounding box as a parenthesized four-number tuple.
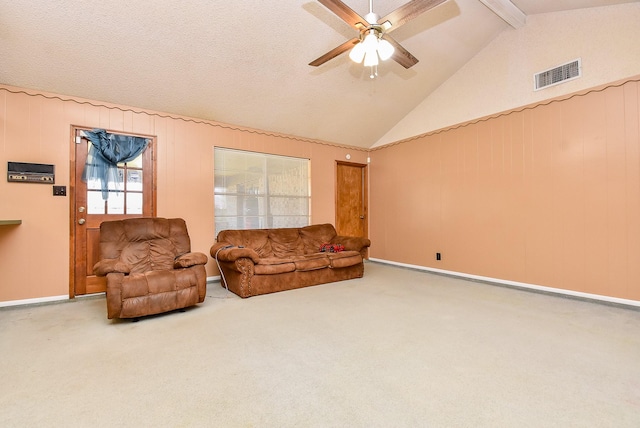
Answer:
(214, 147, 311, 235)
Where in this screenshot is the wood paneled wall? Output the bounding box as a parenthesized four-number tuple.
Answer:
(370, 79, 640, 301)
(2, 77, 639, 303)
(0, 86, 366, 303)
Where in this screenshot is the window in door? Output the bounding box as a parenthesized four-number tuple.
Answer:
(85, 148, 144, 215)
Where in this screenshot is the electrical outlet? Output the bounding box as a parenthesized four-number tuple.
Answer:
(436, 252, 441, 261)
(53, 185, 66, 196)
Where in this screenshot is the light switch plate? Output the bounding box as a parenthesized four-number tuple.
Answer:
(53, 185, 66, 196)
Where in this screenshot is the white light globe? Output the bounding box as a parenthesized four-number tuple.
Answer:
(364, 50, 379, 67)
(377, 38, 394, 61)
(349, 42, 366, 63)
(363, 31, 378, 55)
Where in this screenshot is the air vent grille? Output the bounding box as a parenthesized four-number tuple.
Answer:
(534, 59, 581, 91)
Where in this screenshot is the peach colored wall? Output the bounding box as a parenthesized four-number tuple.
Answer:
(0, 85, 367, 303)
(370, 78, 640, 302)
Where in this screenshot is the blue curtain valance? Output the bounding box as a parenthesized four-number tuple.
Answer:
(81, 129, 149, 200)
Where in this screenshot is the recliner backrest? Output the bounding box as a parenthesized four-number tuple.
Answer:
(99, 218, 192, 274)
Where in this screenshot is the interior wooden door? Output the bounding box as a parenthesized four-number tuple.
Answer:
(70, 127, 156, 297)
(335, 161, 368, 240)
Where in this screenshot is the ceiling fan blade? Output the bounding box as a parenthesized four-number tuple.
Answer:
(379, 0, 448, 32)
(382, 35, 419, 69)
(318, 0, 368, 29)
(309, 38, 359, 67)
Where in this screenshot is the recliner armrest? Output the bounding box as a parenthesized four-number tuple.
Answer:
(93, 259, 131, 276)
(174, 252, 208, 268)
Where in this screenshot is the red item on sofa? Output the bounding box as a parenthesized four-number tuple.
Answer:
(320, 243, 345, 253)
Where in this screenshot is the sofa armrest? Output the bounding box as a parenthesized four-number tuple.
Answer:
(93, 259, 131, 276)
(210, 241, 232, 255)
(174, 252, 208, 268)
(331, 236, 371, 252)
(210, 242, 261, 263)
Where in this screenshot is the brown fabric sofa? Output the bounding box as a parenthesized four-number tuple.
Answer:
(210, 224, 371, 298)
(94, 217, 208, 319)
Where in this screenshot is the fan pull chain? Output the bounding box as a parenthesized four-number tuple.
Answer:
(369, 65, 378, 79)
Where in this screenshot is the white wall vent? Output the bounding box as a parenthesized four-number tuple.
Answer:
(534, 58, 581, 91)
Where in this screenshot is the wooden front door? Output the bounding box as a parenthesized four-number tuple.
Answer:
(70, 127, 156, 297)
(335, 161, 368, 239)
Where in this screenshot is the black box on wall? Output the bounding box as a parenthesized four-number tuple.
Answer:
(7, 162, 55, 184)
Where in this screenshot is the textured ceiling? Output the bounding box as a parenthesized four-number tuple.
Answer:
(0, 0, 636, 148)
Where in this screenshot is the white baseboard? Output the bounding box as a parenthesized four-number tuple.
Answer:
(369, 258, 640, 308)
(2, 279, 223, 309)
(0, 295, 69, 308)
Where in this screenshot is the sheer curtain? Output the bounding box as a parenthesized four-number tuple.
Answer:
(82, 129, 149, 200)
(214, 148, 311, 234)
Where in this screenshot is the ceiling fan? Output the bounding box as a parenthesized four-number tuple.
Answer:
(309, 0, 447, 72)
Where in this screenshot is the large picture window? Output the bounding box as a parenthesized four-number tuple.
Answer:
(214, 148, 311, 234)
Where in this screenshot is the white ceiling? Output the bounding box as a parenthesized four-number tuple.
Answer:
(0, 0, 636, 148)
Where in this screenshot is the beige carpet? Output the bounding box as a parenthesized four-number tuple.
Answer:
(1, 262, 639, 427)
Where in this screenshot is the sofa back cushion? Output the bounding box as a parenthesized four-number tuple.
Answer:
(217, 229, 273, 258)
(216, 224, 340, 258)
(300, 224, 337, 254)
(268, 228, 305, 257)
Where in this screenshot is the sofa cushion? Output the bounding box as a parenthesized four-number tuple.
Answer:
(256, 257, 295, 265)
(218, 229, 274, 258)
(292, 254, 331, 271)
(326, 251, 362, 268)
(300, 224, 337, 254)
(254, 260, 296, 275)
(269, 228, 305, 257)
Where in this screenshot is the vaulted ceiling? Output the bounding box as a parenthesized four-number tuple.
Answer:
(0, 0, 636, 148)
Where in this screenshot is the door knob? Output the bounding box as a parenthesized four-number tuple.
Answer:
(78, 218, 86, 225)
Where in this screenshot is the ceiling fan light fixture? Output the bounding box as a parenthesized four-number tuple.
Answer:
(311, 0, 440, 71)
(363, 30, 378, 51)
(349, 41, 366, 63)
(377, 38, 394, 61)
(363, 49, 379, 67)
(362, 30, 380, 66)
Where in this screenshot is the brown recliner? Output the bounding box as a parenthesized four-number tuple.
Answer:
(94, 217, 208, 319)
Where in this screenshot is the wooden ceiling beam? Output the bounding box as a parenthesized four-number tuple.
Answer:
(478, 0, 526, 29)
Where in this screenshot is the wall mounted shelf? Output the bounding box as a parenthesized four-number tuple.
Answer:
(0, 220, 22, 226)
